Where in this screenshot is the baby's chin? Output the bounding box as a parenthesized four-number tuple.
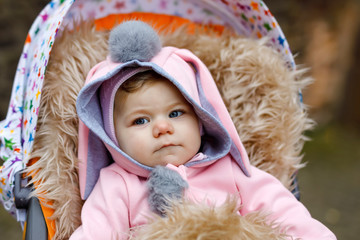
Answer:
(157, 156, 189, 167)
(151, 155, 190, 167)
(152, 147, 191, 167)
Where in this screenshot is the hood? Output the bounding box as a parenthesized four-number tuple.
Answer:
(76, 21, 251, 200)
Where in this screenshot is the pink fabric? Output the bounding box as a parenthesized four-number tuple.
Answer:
(233, 164, 336, 239)
(70, 155, 336, 239)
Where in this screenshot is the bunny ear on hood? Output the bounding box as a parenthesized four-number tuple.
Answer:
(76, 20, 251, 200)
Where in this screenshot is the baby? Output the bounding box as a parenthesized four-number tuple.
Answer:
(70, 21, 336, 239)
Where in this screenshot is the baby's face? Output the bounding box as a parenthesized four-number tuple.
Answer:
(114, 80, 201, 167)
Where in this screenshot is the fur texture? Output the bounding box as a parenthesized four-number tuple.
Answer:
(109, 20, 162, 62)
(26, 22, 109, 239)
(130, 197, 290, 240)
(147, 166, 189, 216)
(26, 22, 313, 239)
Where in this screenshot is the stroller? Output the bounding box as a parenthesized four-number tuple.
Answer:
(0, 0, 313, 239)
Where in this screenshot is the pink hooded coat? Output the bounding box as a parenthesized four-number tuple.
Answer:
(70, 22, 336, 239)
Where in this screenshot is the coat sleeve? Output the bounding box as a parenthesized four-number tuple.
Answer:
(70, 167, 131, 240)
(233, 163, 336, 240)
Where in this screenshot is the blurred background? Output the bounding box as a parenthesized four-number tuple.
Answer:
(0, 0, 359, 239)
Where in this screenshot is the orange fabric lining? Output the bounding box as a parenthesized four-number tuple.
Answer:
(26, 157, 55, 240)
(94, 12, 225, 33)
(32, 12, 224, 240)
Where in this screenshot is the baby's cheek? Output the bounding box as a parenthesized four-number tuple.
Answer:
(128, 136, 149, 156)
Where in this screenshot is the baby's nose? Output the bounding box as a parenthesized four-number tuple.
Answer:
(153, 119, 174, 137)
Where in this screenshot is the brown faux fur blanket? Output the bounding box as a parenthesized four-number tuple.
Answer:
(26, 22, 313, 239)
(130, 198, 290, 240)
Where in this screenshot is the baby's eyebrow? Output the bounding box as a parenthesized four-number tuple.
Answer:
(124, 109, 148, 118)
(168, 102, 187, 108)
(169, 98, 193, 107)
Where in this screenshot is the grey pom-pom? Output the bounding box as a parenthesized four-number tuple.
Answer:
(109, 20, 162, 62)
(147, 166, 188, 216)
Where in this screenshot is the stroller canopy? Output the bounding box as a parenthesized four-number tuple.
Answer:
(0, 0, 294, 220)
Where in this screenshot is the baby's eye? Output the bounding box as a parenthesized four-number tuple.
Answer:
(169, 110, 184, 118)
(133, 118, 149, 125)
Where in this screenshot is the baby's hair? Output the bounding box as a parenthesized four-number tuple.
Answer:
(120, 70, 165, 93)
(114, 70, 166, 110)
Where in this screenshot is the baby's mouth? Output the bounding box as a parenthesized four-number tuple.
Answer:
(156, 143, 177, 152)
